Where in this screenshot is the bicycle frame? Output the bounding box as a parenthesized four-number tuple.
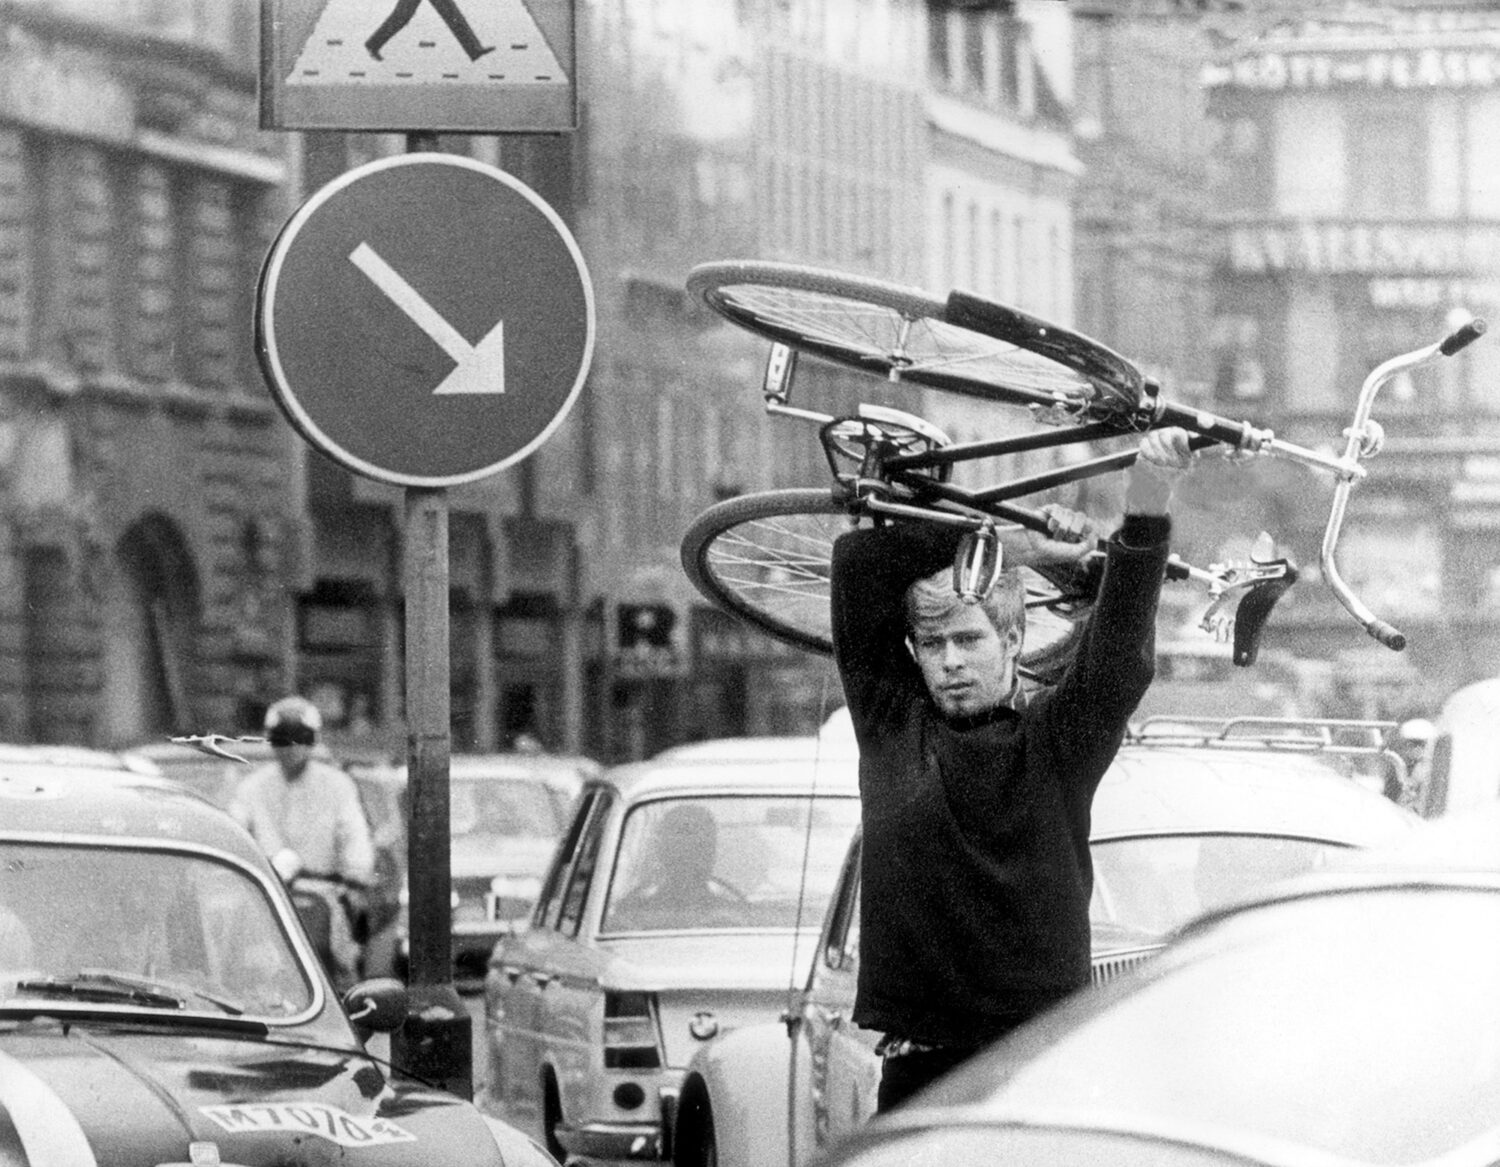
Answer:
(760, 309, 1487, 653)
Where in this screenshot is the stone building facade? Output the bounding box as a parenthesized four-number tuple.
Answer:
(0, 2, 298, 748)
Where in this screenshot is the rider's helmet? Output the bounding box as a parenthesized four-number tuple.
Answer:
(264, 695, 322, 748)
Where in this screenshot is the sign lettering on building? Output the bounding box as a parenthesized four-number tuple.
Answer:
(1227, 223, 1500, 277)
(1204, 47, 1500, 91)
(613, 647, 686, 680)
(1368, 278, 1500, 311)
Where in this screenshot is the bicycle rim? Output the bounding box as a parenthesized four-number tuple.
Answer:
(681, 489, 1089, 676)
(688, 260, 1115, 412)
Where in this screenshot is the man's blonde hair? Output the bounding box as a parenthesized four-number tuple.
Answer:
(905, 567, 1027, 639)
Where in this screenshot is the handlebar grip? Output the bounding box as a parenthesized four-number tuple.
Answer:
(1366, 619, 1407, 652)
(1440, 318, 1487, 357)
(1153, 402, 1260, 450)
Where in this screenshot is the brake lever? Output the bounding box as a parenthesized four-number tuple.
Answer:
(1195, 533, 1298, 666)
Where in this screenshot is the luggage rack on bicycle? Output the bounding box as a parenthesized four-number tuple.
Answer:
(679, 260, 1488, 677)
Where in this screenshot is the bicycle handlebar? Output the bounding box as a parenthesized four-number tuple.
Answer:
(1317, 316, 1486, 650)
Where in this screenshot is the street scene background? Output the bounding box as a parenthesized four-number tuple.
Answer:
(4, 2, 1496, 770)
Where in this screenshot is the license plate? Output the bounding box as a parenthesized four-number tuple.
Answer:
(200, 1104, 416, 1147)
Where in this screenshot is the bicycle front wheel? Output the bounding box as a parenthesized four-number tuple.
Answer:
(682, 489, 853, 656)
(688, 261, 1140, 418)
(681, 489, 1091, 678)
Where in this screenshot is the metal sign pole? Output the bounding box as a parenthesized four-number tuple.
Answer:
(391, 482, 471, 1095)
(387, 123, 468, 1097)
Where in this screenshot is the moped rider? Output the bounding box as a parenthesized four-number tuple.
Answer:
(230, 696, 376, 987)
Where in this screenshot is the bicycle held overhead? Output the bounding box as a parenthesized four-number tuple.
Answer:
(679, 259, 1487, 673)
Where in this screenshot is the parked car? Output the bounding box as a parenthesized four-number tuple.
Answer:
(1410, 674, 1500, 818)
(371, 752, 597, 987)
(673, 715, 1419, 1167)
(479, 735, 864, 1165)
(0, 757, 556, 1167)
(809, 803, 1500, 1167)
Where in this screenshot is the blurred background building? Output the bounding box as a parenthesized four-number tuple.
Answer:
(0, 0, 1493, 760)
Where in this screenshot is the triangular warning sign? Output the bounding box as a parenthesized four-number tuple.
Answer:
(286, 0, 567, 88)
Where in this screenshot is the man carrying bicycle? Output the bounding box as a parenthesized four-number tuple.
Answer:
(830, 427, 1196, 1112)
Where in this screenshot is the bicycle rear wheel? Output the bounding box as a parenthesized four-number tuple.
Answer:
(688, 261, 1143, 419)
(681, 489, 1091, 680)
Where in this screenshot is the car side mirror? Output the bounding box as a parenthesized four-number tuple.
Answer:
(342, 977, 407, 1040)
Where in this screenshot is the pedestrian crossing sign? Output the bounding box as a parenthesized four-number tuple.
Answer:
(260, 0, 577, 132)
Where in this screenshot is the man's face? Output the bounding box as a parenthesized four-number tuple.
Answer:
(272, 742, 314, 778)
(910, 603, 1020, 719)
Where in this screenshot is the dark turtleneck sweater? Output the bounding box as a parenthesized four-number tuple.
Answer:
(830, 513, 1170, 1046)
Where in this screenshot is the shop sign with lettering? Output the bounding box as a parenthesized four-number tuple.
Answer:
(1204, 47, 1500, 91)
(1227, 223, 1500, 277)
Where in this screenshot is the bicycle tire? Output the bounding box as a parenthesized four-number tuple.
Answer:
(681, 489, 1090, 678)
(687, 260, 1142, 418)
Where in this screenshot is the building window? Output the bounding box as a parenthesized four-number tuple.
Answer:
(1213, 114, 1273, 214)
(929, 7, 952, 86)
(1347, 103, 1426, 217)
(998, 13, 1022, 108)
(1212, 314, 1267, 403)
(1073, 16, 1105, 136)
(961, 9, 987, 99)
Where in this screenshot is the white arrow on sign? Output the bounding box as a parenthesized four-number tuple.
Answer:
(349, 242, 505, 395)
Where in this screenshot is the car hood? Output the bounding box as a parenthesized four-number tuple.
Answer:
(0, 1023, 508, 1167)
(450, 836, 556, 881)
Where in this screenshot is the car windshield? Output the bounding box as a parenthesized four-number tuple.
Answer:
(0, 843, 314, 1018)
(1089, 834, 1351, 942)
(450, 777, 564, 840)
(601, 796, 861, 933)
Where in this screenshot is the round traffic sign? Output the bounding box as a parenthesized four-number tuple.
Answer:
(256, 153, 594, 487)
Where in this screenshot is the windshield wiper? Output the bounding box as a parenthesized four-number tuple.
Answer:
(16, 973, 187, 1010)
(15, 970, 249, 1015)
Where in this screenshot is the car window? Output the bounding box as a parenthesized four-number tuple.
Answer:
(451, 777, 563, 839)
(557, 796, 611, 938)
(600, 796, 860, 934)
(1089, 834, 1351, 940)
(822, 840, 861, 972)
(0, 843, 314, 1018)
(534, 789, 601, 931)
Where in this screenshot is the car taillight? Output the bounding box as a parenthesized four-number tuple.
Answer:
(604, 990, 662, 1069)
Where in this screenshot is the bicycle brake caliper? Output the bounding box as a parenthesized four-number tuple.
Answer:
(1198, 533, 1299, 666)
(954, 523, 1003, 604)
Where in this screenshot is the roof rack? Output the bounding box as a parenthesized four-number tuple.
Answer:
(1127, 716, 1399, 766)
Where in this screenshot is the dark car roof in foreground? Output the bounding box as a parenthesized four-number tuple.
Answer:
(0, 764, 261, 861)
(822, 812, 1500, 1167)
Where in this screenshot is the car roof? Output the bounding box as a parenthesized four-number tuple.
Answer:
(408, 752, 600, 786)
(0, 764, 266, 864)
(633, 718, 1408, 839)
(0, 742, 163, 773)
(858, 873, 1500, 1167)
(1096, 742, 1415, 844)
(594, 736, 861, 802)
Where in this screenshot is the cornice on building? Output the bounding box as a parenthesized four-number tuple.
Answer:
(926, 91, 1084, 178)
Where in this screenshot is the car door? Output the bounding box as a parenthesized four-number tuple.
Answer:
(801, 833, 877, 1155)
(536, 788, 615, 1132)
(490, 787, 604, 1129)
